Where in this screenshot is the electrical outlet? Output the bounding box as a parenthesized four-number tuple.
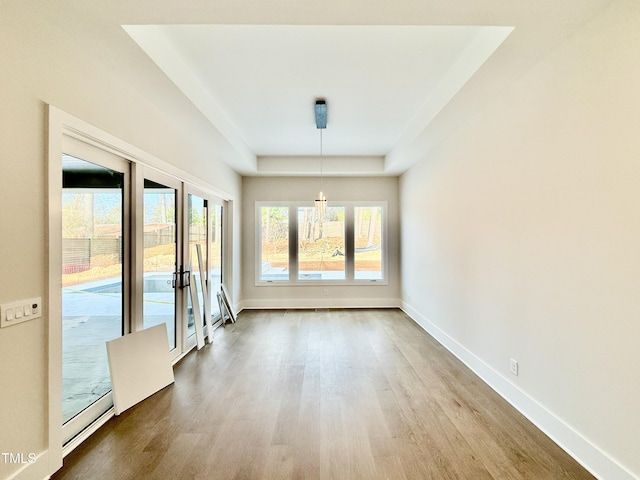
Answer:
(510, 358, 519, 376)
(323, 288, 329, 297)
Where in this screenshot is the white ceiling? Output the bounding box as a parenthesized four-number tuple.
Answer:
(125, 24, 512, 176)
(27, 0, 611, 177)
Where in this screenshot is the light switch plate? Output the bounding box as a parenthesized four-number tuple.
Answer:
(0, 297, 42, 328)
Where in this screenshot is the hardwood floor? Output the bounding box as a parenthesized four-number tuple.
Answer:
(53, 309, 594, 479)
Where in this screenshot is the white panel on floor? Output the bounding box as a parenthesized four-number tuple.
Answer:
(106, 324, 174, 415)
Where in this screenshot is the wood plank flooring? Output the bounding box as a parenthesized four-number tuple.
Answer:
(52, 309, 594, 479)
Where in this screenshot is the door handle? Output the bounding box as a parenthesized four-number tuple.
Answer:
(175, 267, 191, 289)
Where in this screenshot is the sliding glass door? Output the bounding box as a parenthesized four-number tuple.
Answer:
(61, 147, 129, 444)
(185, 191, 208, 344)
(143, 175, 180, 350)
(57, 137, 228, 448)
(209, 203, 223, 318)
(184, 188, 225, 346)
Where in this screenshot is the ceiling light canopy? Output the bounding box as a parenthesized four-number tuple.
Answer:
(315, 99, 327, 129)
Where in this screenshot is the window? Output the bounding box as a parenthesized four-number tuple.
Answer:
(259, 206, 289, 281)
(354, 206, 383, 280)
(256, 202, 386, 285)
(298, 206, 345, 280)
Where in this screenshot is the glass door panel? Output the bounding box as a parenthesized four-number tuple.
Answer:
(143, 179, 178, 349)
(186, 194, 208, 338)
(61, 154, 125, 429)
(210, 203, 223, 318)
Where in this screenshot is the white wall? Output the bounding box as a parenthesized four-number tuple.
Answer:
(242, 176, 400, 308)
(0, 5, 242, 480)
(400, 0, 640, 478)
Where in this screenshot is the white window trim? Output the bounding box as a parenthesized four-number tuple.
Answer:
(255, 200, 388, 286)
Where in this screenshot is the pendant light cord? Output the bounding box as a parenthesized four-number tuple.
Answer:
(320, 128, 324, 191)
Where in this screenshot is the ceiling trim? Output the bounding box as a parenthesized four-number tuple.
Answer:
(385, 26, 513, 174)
(123, 24, 257, 174)
(256, 156, 385, 176)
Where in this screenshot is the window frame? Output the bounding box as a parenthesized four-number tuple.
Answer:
(255, 200, 387, 286)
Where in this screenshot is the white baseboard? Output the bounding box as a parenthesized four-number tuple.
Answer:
(234, 302, 243, 315)
(5, 450, 50, 480)
(239, 297, 401, 310)
(401, 301, 636, 480)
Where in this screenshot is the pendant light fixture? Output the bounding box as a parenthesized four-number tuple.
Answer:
(314, 99, 327, 221)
